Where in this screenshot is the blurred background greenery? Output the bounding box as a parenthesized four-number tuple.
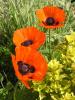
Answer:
(0, 0, 75, 100)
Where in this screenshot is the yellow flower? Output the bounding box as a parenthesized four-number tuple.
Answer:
(71, 63, 75, 71)
(67, 46, 75, 56)
(62, 92, 75, 100)
(66, 46, 75, 61)
(65, 32, 75, 43)
(48, 59, 63, 70)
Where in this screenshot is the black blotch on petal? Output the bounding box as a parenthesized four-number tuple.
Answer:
(29, 66, 35, 73)
(55, 21, 59, 25)
(21, 40, 33, 46)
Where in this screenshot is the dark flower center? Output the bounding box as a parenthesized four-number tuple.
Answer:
(17, 61, 35, 75)
(17, 61, 29, 75)
(45, 17, 55, 25)
(21, 40, 33, 46)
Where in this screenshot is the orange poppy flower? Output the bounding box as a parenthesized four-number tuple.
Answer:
(11, 46, 47, 89)
(13, 27, 46, 49)
(36, 6, 66, 28)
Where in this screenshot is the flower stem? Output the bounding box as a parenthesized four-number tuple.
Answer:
(49, 29, 51, 59)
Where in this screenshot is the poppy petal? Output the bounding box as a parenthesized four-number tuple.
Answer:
(36, 6, 66, 28)
(22, 80, 30, 89)
(43, 6, 65, 22)
(15, 46, 31, 61)
(11, 54, 23, 80)
(11, 46, 48, 89)
(13, 27, 46, 49)
(40, 23, 64, 29)
(13, 30, 25, 46)
(36, 9, 46, 22)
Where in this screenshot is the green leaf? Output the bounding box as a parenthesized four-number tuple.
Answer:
(0, 73, 3, 82)
(52, 50, 62, 61)
(14, 86, 39, 100)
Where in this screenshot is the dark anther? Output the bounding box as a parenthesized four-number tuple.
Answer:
(21, 40, 33, 46)
(17, 61, 30, 75)
(29, 66, 35, 73)
(45, 17, 55, 25)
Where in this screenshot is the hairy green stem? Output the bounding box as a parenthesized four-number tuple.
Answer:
(13, 81, 19, 100)
(49, 29, 51, 59)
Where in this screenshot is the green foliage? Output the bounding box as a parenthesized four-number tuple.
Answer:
(0, 0, 75, 100)
(0, 88, 8, 100)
